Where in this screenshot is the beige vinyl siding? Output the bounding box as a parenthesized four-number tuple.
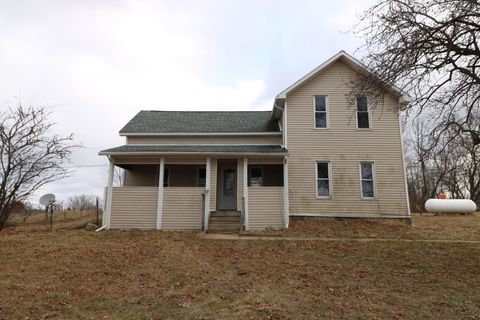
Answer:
(237, 159, 243, 211)
(162, 187, 204, 229)
(113, 156, 161, 165)
(210, 159, 217, 211)
(124, 166, 158, 186)
(286, 60, 409, 217)
(249, 157, 283, 164)
(165, 158, 206, 164)
(113, 157, 207, 165)
(110, 187, 157, 229)
(248, 187, 284, 229)
(127, 135, 281, 145)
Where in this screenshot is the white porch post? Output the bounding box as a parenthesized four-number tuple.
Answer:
(105, 160, 114, 229)
(204, 157, 211, 231)
(243, 157, 249, 231)
(283, 156, 289, 228)
(156, 157, 165, 230)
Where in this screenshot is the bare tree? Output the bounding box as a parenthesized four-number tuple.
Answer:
(68, 194, 96, 212)
(0, 104, 76, 231)
(354, 0, 480, 144)
(405, 112, 480, 211)
(114, 167, 124, 187)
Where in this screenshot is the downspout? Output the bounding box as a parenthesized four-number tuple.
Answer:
(104, 158, 115, 230)
(203, 157, 211, 231)
(243, 157, 249, 231)
(95, 225, 106, 232)
(283, 156, 289, 228)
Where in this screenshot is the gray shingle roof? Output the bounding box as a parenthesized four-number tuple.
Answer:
(99, 144, 287, 155)
(119, 111, 280, 134)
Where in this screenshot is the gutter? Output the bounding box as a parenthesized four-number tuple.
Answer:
(119, 132, 282, 136)
(98, 151, 288, 157)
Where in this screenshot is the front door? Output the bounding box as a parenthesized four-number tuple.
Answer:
(217, 160, 237, 210)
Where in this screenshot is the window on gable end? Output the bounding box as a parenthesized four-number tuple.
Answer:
(314, 96, 328, 128)
(357, 96, 370, 128)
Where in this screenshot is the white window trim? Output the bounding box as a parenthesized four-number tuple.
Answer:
(315, 161, 332, 199)
(313, 96, 329, 129)
(355, 96, 372, 129)
(359, 162, 376, 199)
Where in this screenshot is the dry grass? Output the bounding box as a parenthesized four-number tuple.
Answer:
(0, 214, 479, 319)
(276, 212, 480, 241)
(7, 210, 102, 232)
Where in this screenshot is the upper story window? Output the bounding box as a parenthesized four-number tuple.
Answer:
(314, 96, 328, 128)
(360, 162, 375, 198)
(357, 96, 370, 128)
(316, 161, 331, 198)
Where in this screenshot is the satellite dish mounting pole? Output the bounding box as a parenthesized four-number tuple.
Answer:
(49, 200, 54, 230)
(39, 194, 56, 230)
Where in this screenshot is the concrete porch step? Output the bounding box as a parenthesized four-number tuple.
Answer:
(210, 211, 241, 218)
(209, 220, 241, 227)
(208, 211, 242, 233)
(209, 216, 241, 222)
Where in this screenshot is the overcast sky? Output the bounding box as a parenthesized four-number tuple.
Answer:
(0, 0, 374, 205)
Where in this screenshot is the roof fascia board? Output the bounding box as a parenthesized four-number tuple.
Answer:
(124, 143, 282, 147)
(275, 50, 411, 102)
(120, 132, 282, 136)
(99, 151, 288, 156)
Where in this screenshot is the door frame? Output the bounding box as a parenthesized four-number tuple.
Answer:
(216, 159, 238, 210)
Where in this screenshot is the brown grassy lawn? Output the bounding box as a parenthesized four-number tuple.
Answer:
(1, 215, 480, 319)
(282, 212, 480, 241)
(7, 210, 102, 232)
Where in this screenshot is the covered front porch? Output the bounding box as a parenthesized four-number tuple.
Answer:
(100, 147, 289, 231)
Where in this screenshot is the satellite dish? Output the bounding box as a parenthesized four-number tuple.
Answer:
(39, 193, 56, 206)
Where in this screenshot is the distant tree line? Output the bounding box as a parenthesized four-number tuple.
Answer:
(405, 112, 480, 212)
(67, 194, 98, 211)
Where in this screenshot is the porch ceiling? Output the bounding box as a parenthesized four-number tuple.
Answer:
(99, 144, 288, 156)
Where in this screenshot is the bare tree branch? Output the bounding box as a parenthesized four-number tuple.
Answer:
(0, 103, 77, 230)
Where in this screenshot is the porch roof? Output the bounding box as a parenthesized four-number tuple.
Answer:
(99, 144, 288, 156)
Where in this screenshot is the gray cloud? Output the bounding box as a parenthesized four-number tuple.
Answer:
(0, 0, 374, 204)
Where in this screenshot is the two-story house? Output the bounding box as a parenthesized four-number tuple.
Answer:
(99, 51, 411, 231)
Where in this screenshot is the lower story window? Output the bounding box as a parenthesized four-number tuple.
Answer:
(316, 162, 331, 197)
(164, 165, 206, 187)
(360, 162, 375, 198)
(248, 164, 283, 187)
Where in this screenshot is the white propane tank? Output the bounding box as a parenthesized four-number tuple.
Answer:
(425, 199, 477, 214)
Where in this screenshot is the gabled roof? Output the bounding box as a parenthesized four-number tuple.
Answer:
(119, 111, 280, 135)
(275, 50, 411, 104)
(99, 144, 287, 156)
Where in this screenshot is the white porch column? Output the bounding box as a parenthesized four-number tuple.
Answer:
(283, 156, 289, 228)
(243, 157, 249, 231)
(204, 157, 211, 231)
(105, 160, 114, 229)
(156, 157, 165, 230)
